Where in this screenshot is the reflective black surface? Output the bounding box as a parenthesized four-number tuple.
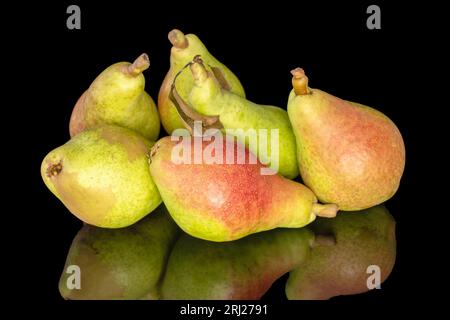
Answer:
(59, 205, 396, 300)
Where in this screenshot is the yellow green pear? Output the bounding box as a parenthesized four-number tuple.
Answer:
(158, 29, 245, 134)
(41, 125, 161, 228)
(182, 57, 298, 178)
(70, 53, 160, 141)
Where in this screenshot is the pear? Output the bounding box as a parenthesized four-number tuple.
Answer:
(161, 227, 314, 300)
(158, 29, 245, 134)
(41, 125, 162, 228)
(179, 57, 298, 178)
(286, 205, 396, 300)
(59, 205, 180, 300)
(149, 136, 337, 241)
(287, 69, 405, 210)
(69, 53, 160, 141)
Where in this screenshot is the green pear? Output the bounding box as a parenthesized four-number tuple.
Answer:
(181, 57, 298, 178)
(41, 125, 161, 228)
(161, 227, 314, 299)
(149, 136, 337, 242)
(59, 205, 180, 300)
(70, 53, 160, 141)
(158, 29, 245, 134)
(287, 68, 405, 210)
(286, 205, 396, 300)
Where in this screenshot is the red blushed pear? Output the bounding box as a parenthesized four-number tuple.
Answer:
(287, 68, 405, 211)
(148, 136, 337, 242)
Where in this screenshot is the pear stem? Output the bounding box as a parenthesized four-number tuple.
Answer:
(126, 53, 150, 76)
(168, 29, 188, 49)
(291, 68, 310, 95)
(312, 203, 339, 218)
(169, 56, 223, 134)
(190, 55, 209, 84)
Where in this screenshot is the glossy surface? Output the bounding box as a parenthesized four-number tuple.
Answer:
(59, 205, 396, 300)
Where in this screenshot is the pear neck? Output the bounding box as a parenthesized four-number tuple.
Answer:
(125, 53, 150, 77)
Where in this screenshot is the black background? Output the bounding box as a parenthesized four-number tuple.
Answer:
(11, 0, 428, 316)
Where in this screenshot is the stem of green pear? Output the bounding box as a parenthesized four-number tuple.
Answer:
(291, 68, 310, 95)
(169, 57, 223, 134)
(312, 203, 339, 218)
(126, 53, 150, 76)
(190, 56, 209, 84)
(168, 29, 188, 49)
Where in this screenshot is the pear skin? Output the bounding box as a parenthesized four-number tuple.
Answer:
(287, 69, 405, 210)
(161, 227, 314, 300)
(59, 205, 179, 300)
(149, 136, 337, 241)
(286, 205, 396, 300)
(158, 29, 245, 134)
(69, 54, 160, 141)
(41, 125, 162, 228)
(184, 57, 298, 178)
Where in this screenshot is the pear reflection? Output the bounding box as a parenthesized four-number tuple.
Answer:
(59, 205, 396, 300)
(59, 204, 179, 300)
(286, 205, 396, 300)
(161, 227, 315, 300)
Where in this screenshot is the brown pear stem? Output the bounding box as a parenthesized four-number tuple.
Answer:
(312, 203, 339, 218)
(291, 68, 310, 95)
(311, 234, 336, 248)
(169, 57, 223, 135)
(126, 53, 150, 76)
(168, 29, 188, 49)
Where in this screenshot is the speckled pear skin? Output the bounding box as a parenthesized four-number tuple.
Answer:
(158, 29, 245, 134)
(287, 69, 405, 210)
(69, 54, 160, 141)
(286, 205, 396, 300)
(59, 205, 180, 300)
(188, 60, 298, 178)
(161, 227, 314, 300)
(149, 136, 337, 242)
(41, 125, 162, 228)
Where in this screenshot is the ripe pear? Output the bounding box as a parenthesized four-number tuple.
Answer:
(69, 53, 160, 141)
(158, 29, 245, 134)
(286, 205, 396, 300)
(59, 205, 180, 300)
(161, 227, 314, 300)
(287, 69, 405, 210)
(41, 125, 162, 228)
(149, 136, 338, 242)
(174, 57, 298, 178)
